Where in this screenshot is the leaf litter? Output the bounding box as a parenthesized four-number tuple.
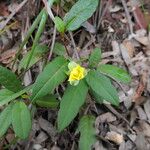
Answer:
(0, 0, 150, 149)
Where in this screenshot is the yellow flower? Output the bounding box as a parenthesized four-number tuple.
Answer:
(68, 62, 87, 86)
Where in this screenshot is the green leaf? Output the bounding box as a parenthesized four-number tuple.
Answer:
(0, 86, 32, 107)
(0, 104, 13, 138)
(53, 42, 66, 56)
(19, 44, 49, 70)
(89, 48, 101, 68)
(86, 70, 119, 106)
(26, 11, 48, 70)
(78, 115, 96, 150)
(36, 95, 59, 108)
(54, 16, 65, 33)
(64, 0, 99, 31)
(0, 89, 14, 100)
(98, 64, 131, 84)
(57, 80, 88, 132)
(31, 57, 68, 101)
(12, 101, 31, 139)
(89, 89, 103, 104)
(0, 66, 23, 92)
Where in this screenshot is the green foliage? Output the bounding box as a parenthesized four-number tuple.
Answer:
(54, 16, 66, 33)
(78, 115, 96, 150)
(0, 86, 32, 107)
(89, 48, 101, 68)
(98, 64, 131, 83)
(0, 66, 23, 92)
(86, 70, 119, 106)
(35, 95, 59, 108)
(0, 89, 14, 100)
(90, 89, 103, 104)
(19, 44, 49, 70)
(14, 9, 45, 65)
(31, 57, 68, 101)
(26, 11, 48, 70)
(53, 42, 66, 56)
(12, 101, 31, 139)
(57, 80, 88, 132)
(0, 0, 132, 147)
(64, 0, 99, 31)
(0, 104, 13, 138)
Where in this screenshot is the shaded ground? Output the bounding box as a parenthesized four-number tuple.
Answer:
(0, 0, 150, 149)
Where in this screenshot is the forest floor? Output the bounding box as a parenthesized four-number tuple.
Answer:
(0, 0, 150, 150)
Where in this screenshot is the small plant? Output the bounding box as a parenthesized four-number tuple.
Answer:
(0, 0, 131, 149)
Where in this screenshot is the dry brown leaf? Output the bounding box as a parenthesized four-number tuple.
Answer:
(144, 100, 150, 122)
(123, 40, 135, 58)
(133, 72, 148, 103)
(33, 144, 42, 150)
(105, 131, 124, 145)
(119, 43, 138, 76)
(109, 5, 121, 13)
(94, 141, 107, 150)
(111, 40, 120, 57)
(51, 145, 61, 150)
(5, 133, 15, 144)
(127, 0, 141, 7)
(35, 131, 48, 144)
(136, 106, 147, 120)
(0, 49, 16, 64)
(38, 117, 57, 142)
(134, 120, 150, 137)
(135, 134, 149, 150)
(0, 2, 9, 16)
(133, 6, 148, 29)
(96, 112, 116, 124)
(134, 29, 149, 46)
(82, 21, 96, 34)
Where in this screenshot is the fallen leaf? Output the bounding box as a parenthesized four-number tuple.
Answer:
(51, 145, 61, 150)
(134, 120, 150, 137)
(0, 2, 9, 16)
(123, 40, 135, 58)
(105, 131, 124, 145)
(136, 106, 147, 120)
(127, 0, 141, 7)
(119, 43, 138, 76)
(95, 112, 116, 124)
(133, 6, 147, 29)
(109, 5, 121, 13)
(35, 131, 48, 144)
(33, 144, 42, 150)
(144, 100, 150, 122)
(0, 48, 16, 64)
(133, 72, 148, 103)
(94, 141, 107, 150)
(134, 29, 149, 46)
(82, 21, 96, 34)
(135, 134, 149, 150)
(38, 117, 57, 142)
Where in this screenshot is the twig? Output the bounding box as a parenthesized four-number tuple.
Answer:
(120, 0, 134, 35)
(47, 26, 56, 61)
(104, 104, 130, 125)
(0, 0, 28, 30)
(61, 35, 70, 57)
(69, 31, 80, 60)
(97, 0, 110, 30)
(42, 0, 55, 21)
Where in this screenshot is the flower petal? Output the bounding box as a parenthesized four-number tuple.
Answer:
(70, 80, 79, 86)
(68, 61, 78, 71)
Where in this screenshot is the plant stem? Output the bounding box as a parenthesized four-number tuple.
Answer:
(69, 31, 80, 60)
